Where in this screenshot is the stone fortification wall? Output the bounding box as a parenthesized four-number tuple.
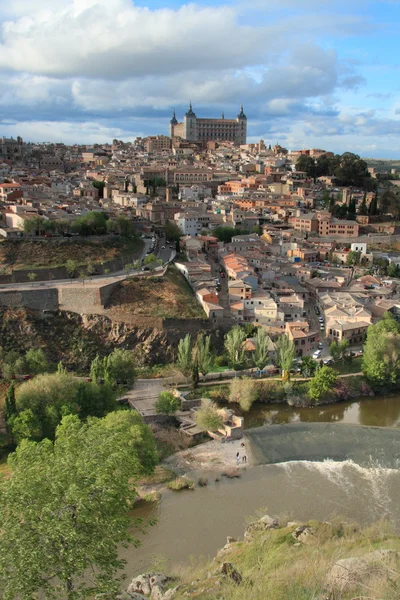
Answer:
(59, 281, 121, 314)
(0, 288, 58, 311)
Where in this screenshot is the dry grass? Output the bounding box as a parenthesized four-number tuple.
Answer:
(171, 520, 400, 600)
(150, 424, 195, 461)
(107, 267, 206, 319)
(167, 477, 195, 491)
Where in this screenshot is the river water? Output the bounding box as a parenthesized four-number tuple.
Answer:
(124, 395, 400, 577)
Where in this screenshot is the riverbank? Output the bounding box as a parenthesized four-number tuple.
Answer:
(165, 436, 252, 473)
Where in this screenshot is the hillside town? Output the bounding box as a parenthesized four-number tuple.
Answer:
(1, 106, 400, 367)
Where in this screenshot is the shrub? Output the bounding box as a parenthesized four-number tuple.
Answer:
(167, 477, 194, 491)
(229, 377, 258, 411)
(195, 399, 224, 431)
(197, 477, 208, 487)
(155, 391, 181, 415)
(214, 355, 228, 367)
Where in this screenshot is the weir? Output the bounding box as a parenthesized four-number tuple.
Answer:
(246, 422, 400, 468)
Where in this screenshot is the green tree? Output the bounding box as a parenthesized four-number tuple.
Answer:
(144, 253, 157, 266)
(106, 349, 136, 387)
(0, 411, 157, 599)
(10, 409, 42, 443)
(224, 325, 247, 369)
(229, 377, 258, 411)
(369, 192, 378, 216)
(65, 259, 78, 280)
(194, 334, 213, 376)
(347, 195, 356, 219)
(164, 220, 183, 242)
(362, 312, 400, 389)
(253, 327, 271, 370)
(296, 155, 316, 178)
(358, 192, 368, 216)
(27, 272, 37, 285)
(75, 381, 115, 419)
(387, 262, 400, 278)
(346, 250, 361, 266)
(155, 391, 180, 415)
(308, 366, 338, 403)
(72, 211, 108, 236)
(329, 339, 349, 362)
(25, 348, 49, 374)
(90, 354, 104, 384)
(57, 361, 67, 374)
(300, 356, 318, 377)
(195, 399, 223, 431)
(176, 334, 192, 377)
(275, 334, 296, 382)
(4, 382, 17, 434)
(23, 215, 44, 235)
(92, 179, 105, 197)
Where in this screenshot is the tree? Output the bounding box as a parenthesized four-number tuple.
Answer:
(308, 366, 338, 403)
(195, 399, 223, 431)
(358, 193, 368, 216)
(23, 215, 44, 235)
(92, 179, 105, 197)
(224, 326, 247, 369)
(275, 334, 296, 382)
(176, 334, 192, 377)
(27, 272, 37, 285)
(155, 391, 180, 415)
(296, 155, 316, 178)
(300, 356, 318, 377)
(194, 334, 213, 376)
(10, 409, 42, 443)
(65, 259, 78, 280)
(164, 220, 182, 242)
(329, 339, 349, 362)
(86, 262, 96, 278)
(369, 192, 378, 216)
(229, 377, 258, 411)
(72, 211, 108, 236)
(1, 351, 26, 379)
(57, 361, 67, 374)
(253, 327, 271, 370)
(346, 250, 361, 266)
(387, 262, 400, 278)
(362, 312, 400, 389)
(144, 253, 157, 266)
(106, 349, 136, 387)
(25, 348, 49, 374)
(347, 195, 356, 219)
(4, 382, 17, 434)
(0, 411, 157, 599)
(90, 354, 104, 384)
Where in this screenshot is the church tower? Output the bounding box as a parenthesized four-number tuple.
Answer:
(169, 110, 178, 137)
(236, 105, 247, 145)
(183, 102, 197, 141)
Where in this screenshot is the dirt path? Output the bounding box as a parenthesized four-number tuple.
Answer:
(164, 437, 252, 474)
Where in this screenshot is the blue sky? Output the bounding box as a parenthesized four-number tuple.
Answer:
(0, 0, 399, 157)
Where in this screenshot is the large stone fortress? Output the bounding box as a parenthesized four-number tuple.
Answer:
(169, 103, 247, 145)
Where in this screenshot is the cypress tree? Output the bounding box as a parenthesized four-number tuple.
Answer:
(359, 192, 368, 215)
(4, 382, 17, 433)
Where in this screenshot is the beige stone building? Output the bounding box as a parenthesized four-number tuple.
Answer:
(170, 104, 247, 145)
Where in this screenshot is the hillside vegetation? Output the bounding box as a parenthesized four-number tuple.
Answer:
(168, 518, 400, 600)
(0, 237, 143, 273)
(107, 267, 206, 320)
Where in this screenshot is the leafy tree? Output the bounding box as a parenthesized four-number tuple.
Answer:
(27, 272, 37, 285)
(72, 211, 108, 236)
(1, 351, 27, 379)
(57, 361, 67, 374)
(10, 409, 42, 443)
(155, 391, 180, 415)
(144, 253, 157, 266)
(65, 259, 78, 280)
(275, 334, 296, 382)
(213, 226, 249, 243)
(195, 399, 223, 431)
(253, 327, 271, 370)
(164, 220, 182, 242)
(296, 155, 316, 178)
(347, 195, 356, 219)
(328, 195, 336, 214)
(106, 349, 136, 387)
(308, 366, 338, 403)
(229, 377, 258, 411)
(346, 250, 361, 266)
(92, 179, 105, 197)
(75, 381, 115, 419)
(90, 354, 104, 383)
(358, 193, 368, 216)
(224, 326, 247, 369)
(369, 192, 378, 216)
(194, 334, 213, 376)
(387, 262, 400, 278)
(0, 411, 157, 600)
(362, 312, 400, 389)
(23, 215, 44, 234)
(176, 334, 192, 377)
(25, 348, 49, 374)
(4, 382, 17, 434)
(329, 339, 349, 362)
(300, 356, 318, 377)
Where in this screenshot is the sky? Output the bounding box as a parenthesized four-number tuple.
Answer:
(0, 0, 400, 157)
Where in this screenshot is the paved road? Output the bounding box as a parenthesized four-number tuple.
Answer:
(0, 236, 174, 291)
(122, 378, 167, 417)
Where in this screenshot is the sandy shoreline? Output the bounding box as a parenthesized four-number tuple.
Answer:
(164, 436, 253, 474)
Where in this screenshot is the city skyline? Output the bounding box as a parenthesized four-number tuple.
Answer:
(0, 0, 400, 157)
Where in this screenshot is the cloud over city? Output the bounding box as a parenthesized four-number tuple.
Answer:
(0, 0, 399, 156)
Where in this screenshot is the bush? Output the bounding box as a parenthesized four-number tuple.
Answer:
(229, 377, 258, 411)
(155, 391, 181, 415)
(167, 477, 194, 491)
(195, 399, 224, 431)
(214, 355, 228, 367)
(308, 367, 338, 403)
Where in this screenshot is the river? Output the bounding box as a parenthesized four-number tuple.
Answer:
(123, 394, 400, 577)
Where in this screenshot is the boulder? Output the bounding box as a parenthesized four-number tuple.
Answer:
(220, 562, 242, 585)
(128, 574, 151, 596)
(226, 536, 237, 544)
(150, 585, 164, 600)
(326, 550, 400, 593)
(161, 588, 181, 600)
(292, 525, 314, 544)
(244, 515, 279, 540)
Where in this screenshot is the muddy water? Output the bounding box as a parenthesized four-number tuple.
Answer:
(124, 397, 400, 578)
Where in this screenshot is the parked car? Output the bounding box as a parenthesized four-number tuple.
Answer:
(313, 349, 322, 359)
(161, 245, 166, 249)
(142, 266, 150, 271)
(319, 317, 324, 323)
(318, 342, 323, 349)
(323, 358, 334, 366)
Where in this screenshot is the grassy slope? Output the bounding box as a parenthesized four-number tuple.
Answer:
(108, 266, 206, 320)
(0, 237, 143, 272)
(172, 521, 400, 600)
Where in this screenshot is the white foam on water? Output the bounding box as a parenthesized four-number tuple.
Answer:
(276, 459, 400, 518)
